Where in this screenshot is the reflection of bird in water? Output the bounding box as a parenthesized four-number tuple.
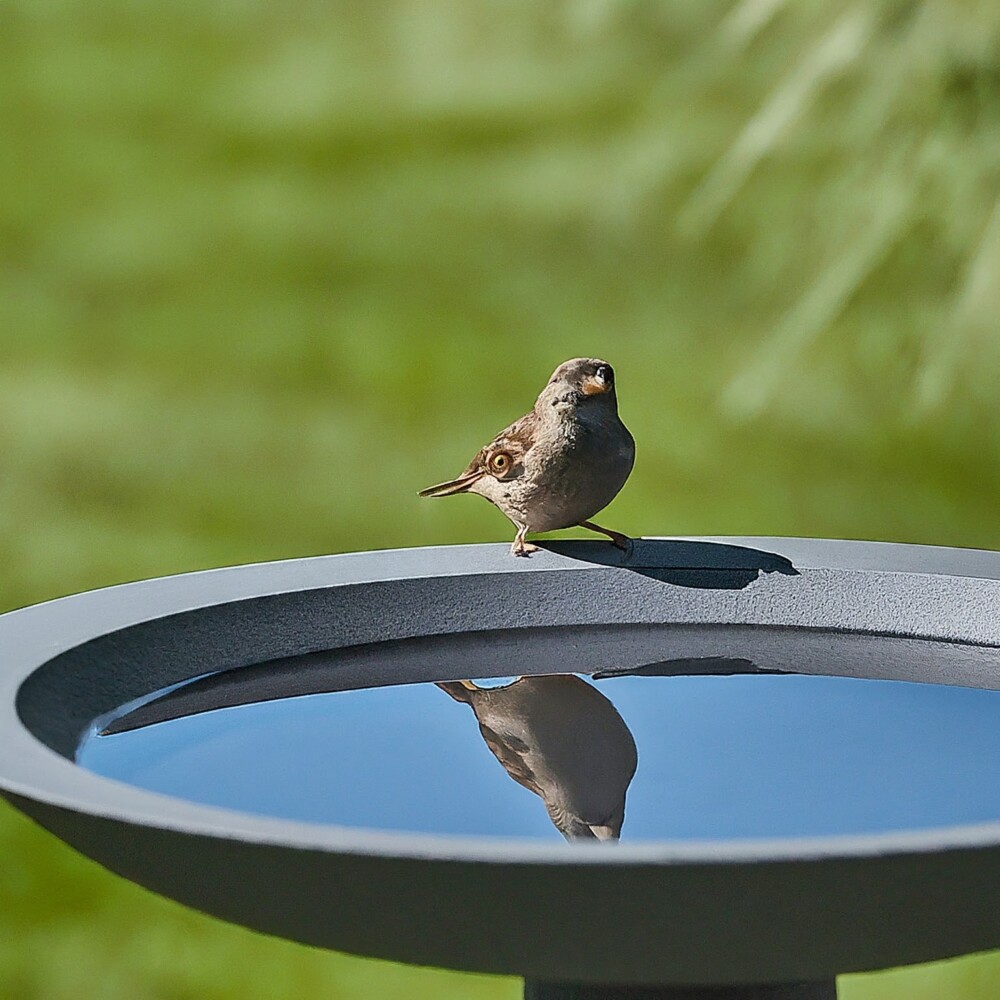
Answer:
(437, 675, 638, 841)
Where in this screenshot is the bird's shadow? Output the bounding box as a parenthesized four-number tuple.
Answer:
(535, 538, 798, 590)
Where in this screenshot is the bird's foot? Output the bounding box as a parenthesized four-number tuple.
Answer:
(511, 540, 540, 557)
(607, 530, 631, 552)
(577, 520, 631, 551)
(510, 538, 539, 557)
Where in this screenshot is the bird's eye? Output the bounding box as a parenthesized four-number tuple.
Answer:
(596, 364, 613, 384)
(489, 451, 511, 474)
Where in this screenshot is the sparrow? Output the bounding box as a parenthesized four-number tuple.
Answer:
(437, 675, 638, 841)
(419, 357, 635, 556)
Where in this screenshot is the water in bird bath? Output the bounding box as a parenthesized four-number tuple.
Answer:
(76, 626, 1000, 843)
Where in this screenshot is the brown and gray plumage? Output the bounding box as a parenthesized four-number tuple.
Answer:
(437, 676, 638, 841)
(419, 357, 635, 555)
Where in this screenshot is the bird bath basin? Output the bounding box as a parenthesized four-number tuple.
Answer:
(5, 537, 1000, 1000)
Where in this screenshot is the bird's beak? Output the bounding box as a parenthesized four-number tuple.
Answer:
(588, 823, 621, 841)
(418, 470, 486, 497)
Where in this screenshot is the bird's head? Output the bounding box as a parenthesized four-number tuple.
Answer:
(538, 358, 618, 414)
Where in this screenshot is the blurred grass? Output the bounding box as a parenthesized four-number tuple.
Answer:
(2, 0, 1000, 996)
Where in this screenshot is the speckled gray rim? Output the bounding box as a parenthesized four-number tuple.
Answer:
(3, 536, 1000, 986)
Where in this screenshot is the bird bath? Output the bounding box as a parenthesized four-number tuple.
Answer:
(5, 537, 1000, 1000)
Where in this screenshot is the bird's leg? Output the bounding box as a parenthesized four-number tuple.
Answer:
(511, 524, 539, 557)
(577, 519, 630, 551)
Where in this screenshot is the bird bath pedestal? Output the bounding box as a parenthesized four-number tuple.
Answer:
(5, 538, 1000, 1000)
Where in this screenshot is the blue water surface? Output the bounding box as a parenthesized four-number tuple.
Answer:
(77, 672, 1000, 842)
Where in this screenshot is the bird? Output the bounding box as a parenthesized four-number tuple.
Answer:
(419, 357, 635, 556)
(437, 675, 638, 841)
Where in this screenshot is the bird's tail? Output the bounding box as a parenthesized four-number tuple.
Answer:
(418, 471, 485, 498)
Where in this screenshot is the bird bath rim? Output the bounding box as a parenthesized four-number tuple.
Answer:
(4, 535, 1000, 864)
(6, 537, 1000, 985)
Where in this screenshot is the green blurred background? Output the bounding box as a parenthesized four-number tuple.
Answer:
(3, 0, 1000, 996)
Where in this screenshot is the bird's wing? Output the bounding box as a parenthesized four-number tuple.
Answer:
(460, 410, 534, 474)
(493, 410, 536, 454)
(478, 722, 543, 798)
